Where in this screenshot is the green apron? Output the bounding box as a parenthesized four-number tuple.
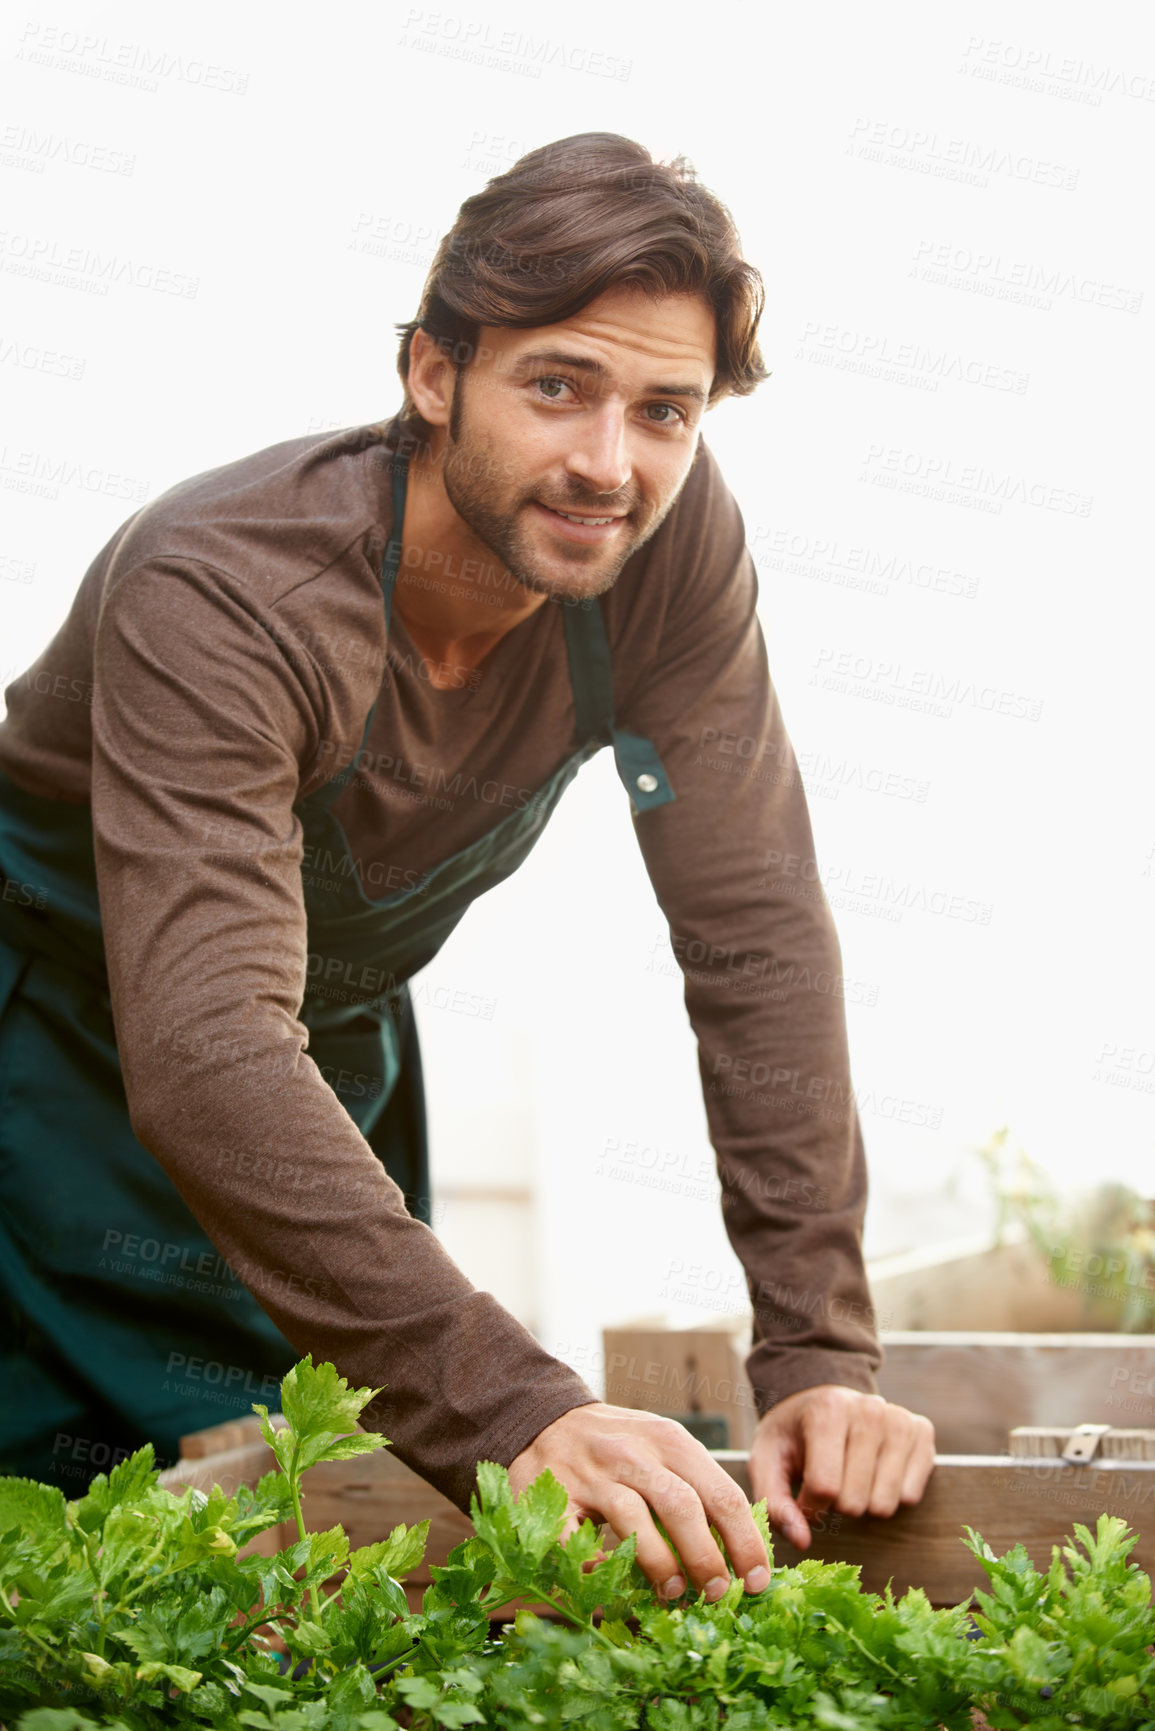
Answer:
(0, 450, 676, 1490)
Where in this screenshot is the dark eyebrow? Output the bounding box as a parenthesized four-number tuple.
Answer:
(514, 347, 708, 404)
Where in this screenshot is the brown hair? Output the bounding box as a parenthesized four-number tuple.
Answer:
(393, 132, 768, 449)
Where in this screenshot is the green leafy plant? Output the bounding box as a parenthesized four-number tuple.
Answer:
(2, 1357, 1153, 1731)
(978, 1126, 1155, 1332)
(962, 1517, 1155, 1727)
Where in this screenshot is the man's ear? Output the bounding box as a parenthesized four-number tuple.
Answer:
(407, 328, 456, 430)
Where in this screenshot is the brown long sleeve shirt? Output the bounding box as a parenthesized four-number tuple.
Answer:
(0, 418, 881, 1509)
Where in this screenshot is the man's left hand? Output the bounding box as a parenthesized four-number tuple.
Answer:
(748, 1385, 935, 1551)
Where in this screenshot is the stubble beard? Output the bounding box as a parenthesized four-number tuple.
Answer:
(439, 379, 667, 605)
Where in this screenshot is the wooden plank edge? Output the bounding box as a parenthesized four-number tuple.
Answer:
(714, 1452, 1155, 1603)
(880, 1330, 1155, 1347)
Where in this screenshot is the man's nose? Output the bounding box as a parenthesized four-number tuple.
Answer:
(564, 411, 632, 498)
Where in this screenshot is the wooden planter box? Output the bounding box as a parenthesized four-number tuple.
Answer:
(602, 1234, 1155, 1457)
(156, 1235, 1155, 1611)
(159, 1413, 1155, 1610)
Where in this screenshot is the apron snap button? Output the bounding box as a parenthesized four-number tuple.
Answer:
(636, 772, 658, 793)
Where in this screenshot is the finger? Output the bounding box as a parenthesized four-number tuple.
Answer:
(597, 1485, 687, 1599)
(831, 1399, 888, 1518)
(751, 1449, 812, 1552)
(557, 1493, 593, 1548)
(577, 1521, 613, 1574)
(617, 1461, 731, 1601)
(750, 1424, 812, 1551)
(899, 1415, 936, 1504)
(559, 1500, 613, 1552)
(677, 1457, 773, 1592)
(862, 1412, 920, 1518)
(795, 1400, 849, 1523)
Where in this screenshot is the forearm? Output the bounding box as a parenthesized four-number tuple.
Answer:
(687, 897, 884, 1411)
(623, 536, 882, 1407)
(124, 1028, 598, 1508)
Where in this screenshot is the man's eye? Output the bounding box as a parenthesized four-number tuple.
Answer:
(535, 376, 573, 401)
(645, 403, 684, 425)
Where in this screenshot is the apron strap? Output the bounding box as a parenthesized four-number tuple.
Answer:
(307, 453, 409, 816)
(563, 597, 676, 815)
(308, 449, 675, 818)
(380, 452, 407, 635)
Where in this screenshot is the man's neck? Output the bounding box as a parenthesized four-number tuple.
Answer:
(393, 444, 545, 684)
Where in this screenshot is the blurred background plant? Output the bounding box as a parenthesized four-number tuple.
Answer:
(977, 1126, 1155, 1334)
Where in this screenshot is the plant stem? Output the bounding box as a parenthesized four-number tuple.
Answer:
(288, 1439, 323, 1621)
(0, 1584, 57, 1663)
(501, 1581, 616, 1648)
(224, 1601, 295, 1651)
(120, 1540, 172, 1606)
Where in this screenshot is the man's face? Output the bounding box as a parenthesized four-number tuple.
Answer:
(439, 284, 716, 604)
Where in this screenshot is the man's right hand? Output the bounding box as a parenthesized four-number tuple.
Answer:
(507, 1402, 770, 1603)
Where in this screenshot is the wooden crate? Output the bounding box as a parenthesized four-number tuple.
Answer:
(160, 1418, 1155, 1608)
(602, 1235, 1155, 1455)
(601, 1319, 1155, 1455)
(876, 1332, 1155, 1452)
(722, 1451, 1155, 1602)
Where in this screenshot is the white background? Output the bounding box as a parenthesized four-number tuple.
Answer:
(2, 1, 1152, 1390)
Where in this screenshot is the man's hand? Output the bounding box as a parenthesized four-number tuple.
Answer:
(749, 1385, 935, 1550)
(508, 1402, 770, 1603)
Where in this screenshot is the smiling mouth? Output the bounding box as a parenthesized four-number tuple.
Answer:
(536, 502, 629, 525)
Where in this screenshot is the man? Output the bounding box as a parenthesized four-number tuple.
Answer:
(0, 132, 933, 1604)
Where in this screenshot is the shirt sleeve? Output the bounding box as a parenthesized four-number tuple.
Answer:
(619, 446, 883, 1413)
(90, 556, 597, 1509)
